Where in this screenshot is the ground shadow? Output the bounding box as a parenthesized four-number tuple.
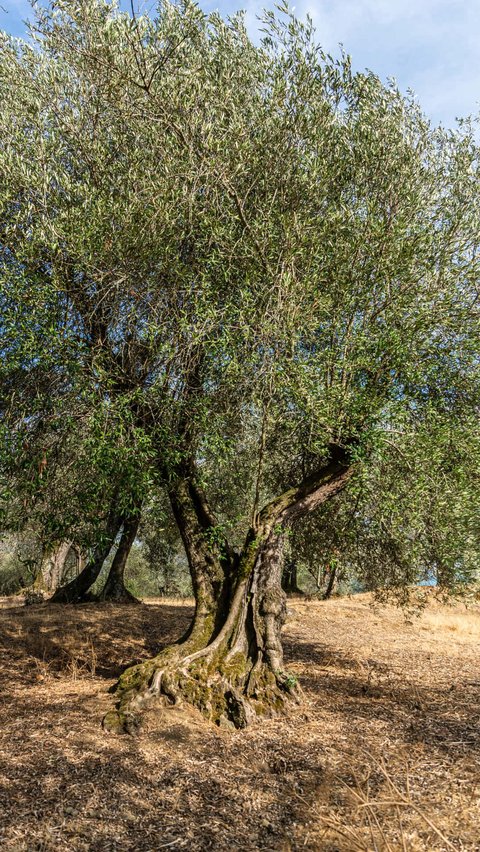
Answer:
(286, 638, 480, 761)
(0, 600, 194, 688)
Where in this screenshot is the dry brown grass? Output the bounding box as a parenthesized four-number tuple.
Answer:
(0, 591, 478, 850)
(418, 610, 480, 639)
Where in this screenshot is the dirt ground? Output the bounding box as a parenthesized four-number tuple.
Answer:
(0, 591, 478, 851)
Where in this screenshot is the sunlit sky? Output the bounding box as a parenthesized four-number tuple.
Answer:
(2, 0, 480, 127)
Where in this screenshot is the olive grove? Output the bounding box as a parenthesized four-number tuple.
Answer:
(0, 0, 479, 729)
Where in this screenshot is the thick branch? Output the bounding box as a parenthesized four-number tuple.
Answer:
(168, 477, 229, 642)
(256, 446, 354, 535)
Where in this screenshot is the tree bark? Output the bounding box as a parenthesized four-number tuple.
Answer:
(168, 478, 234, 645)
(104, 449, 354, 733)
(36, 541, 72, 592)
(73, 546, 86, 575)
(50, 513, 122, 603)
(323, 560, 338, 599)
(98, 514, 140, 602)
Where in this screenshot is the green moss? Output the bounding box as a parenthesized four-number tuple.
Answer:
(175, 672, 227, 722)
(102, 709, 141, 735)
(209, 679, 232, 720)
(115, 660, 155, 701)
(219, 652, 248, 681)
(116, 643, 187, 701)
(181, 676, 209, 704)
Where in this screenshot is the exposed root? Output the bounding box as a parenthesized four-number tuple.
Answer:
(49, 589, 99, 604)
(103, 645, 302, 734)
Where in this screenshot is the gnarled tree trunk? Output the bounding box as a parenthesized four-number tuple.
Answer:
(98, 514, 140, 603)
(104, 449, 353, 733)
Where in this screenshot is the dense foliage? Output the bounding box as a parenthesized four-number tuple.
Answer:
(0, 0, 479, 725)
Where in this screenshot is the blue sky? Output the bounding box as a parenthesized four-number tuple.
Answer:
(1, 0, 479, 127)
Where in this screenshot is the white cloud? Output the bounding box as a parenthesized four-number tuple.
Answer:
(236, 0, 480, 125)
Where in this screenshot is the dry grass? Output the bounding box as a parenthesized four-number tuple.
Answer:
(418, 610, 480, 639)
(0, 591, 478, 850)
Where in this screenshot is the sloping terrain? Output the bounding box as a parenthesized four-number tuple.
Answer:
(0, 592, 478, 850)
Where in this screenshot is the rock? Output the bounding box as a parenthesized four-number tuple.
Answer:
(64, 806, 77, 816)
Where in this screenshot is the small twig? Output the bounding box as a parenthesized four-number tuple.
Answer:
(364, 756, 457, 851)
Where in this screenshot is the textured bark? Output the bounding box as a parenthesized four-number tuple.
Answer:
(104, 450, 354, 733)
(50, 514, 122, 603)
(168, 479, 233, 645)
(105, 527, 293, 734)
(98, 514, 140, 603)
(74, 546, 86, 575)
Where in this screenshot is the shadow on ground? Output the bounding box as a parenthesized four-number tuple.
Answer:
(0, 600, 193, 685)
(0, 596, 478, 851)
(288, 637, 480, 760)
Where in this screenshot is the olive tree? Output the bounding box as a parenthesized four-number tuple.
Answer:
(0, 1, 478, 729)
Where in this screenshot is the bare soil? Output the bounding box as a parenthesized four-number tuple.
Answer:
(0, 592, 478, 851)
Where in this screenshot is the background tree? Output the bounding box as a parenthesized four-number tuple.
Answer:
(137, 496, 191, 597)
(290, 418, 480, 599)
(0, 1, 478, 730)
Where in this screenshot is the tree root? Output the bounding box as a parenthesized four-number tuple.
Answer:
(97, 587, 140, 604)
(49, 590, 98, 604)
(103, 646, 302, 734)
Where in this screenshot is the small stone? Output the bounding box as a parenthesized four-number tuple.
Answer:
(102, 710, 125, 734)
(102, 709, 142, 735)
(124, 714, 142, 736)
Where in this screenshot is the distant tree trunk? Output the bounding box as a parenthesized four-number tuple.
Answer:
(50, 513, 121, 603)
(323, 560, 338, 600)
(38, 542, 87, 591)
(105, 448, 353, 733)
(281, 555, 302, 595)
(160, 560, 179, 597)
(435, 562, 452, 587)
(98, 514, 140, 603)
(72, 546, 86, 575)
(36, 541, 72, 592)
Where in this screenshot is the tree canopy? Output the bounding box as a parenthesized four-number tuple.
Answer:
(1, 0, 479, 727)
